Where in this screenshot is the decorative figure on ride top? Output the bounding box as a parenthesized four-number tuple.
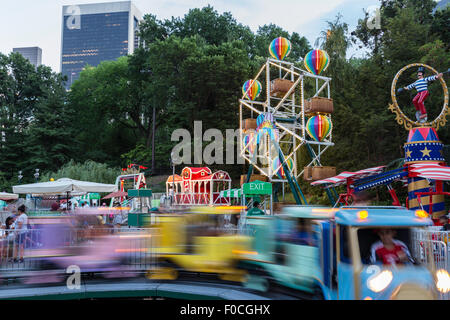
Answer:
(390, 63, 449, 130)
(400, 67, 443, 123)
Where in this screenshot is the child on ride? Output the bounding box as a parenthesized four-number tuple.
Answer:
(370, 229, 413, 265)
(403, 67, 443, 123)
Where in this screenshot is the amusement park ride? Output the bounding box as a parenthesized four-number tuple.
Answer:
(165, 167, 231, 206)
(311, 62, 450, 221)
(114, 164, 150, 210)
(166, 37, 339, 207)
(165, 36, 449, 220)
(239, 37, 338, 205)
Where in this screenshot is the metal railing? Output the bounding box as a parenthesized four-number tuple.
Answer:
(0, 227, 155, 273)
(412, 228, 450, 300)
(412, 228, 449, 270)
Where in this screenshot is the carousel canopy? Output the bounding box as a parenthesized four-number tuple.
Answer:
(13, 178, 117, 195)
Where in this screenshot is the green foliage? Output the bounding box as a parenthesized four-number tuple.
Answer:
(0, 52, 73, 190)
(431, 6, 450, 47)
(121, 144, 152, 167)
(39, 160, 121, 185)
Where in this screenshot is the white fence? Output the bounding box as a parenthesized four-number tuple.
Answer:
(412, 228, 450, 300)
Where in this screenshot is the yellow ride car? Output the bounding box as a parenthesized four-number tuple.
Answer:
(148, 206, 252, 282)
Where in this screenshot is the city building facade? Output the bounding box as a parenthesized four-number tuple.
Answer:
(61, 1, 142, 89)
(12, 47, 42, 67)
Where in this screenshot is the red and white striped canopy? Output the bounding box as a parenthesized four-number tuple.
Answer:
(409, 163, 450, 181)
(311, 166, 385, 187)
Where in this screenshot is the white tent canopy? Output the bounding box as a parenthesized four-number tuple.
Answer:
(13, 178, 117, 195)
(30, 191, 88, 197)
(0, 192, 19, 201)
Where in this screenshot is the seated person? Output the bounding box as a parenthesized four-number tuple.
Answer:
(439, 214, 450, 231)
(290, 219, 316, 246)
(370, 229, 413, 265)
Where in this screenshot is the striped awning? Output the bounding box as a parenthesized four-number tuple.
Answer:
(409, 163, 450, 181)
(311, 166, 385, 188)
(220, 189, 242, 198)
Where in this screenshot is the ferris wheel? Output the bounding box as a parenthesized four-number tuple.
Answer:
(239, 38, 336, 204)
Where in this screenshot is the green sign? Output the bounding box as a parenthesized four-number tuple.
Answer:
(128, 189, 152, 198)
(81, 193, 100, 200)
(242, 180, 272, 195)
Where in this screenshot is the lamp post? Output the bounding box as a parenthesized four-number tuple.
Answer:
(34, 169, 39, 182)
(18, 171, 23, 183)
(33, 169, 39, 210)
(170, 152, 175, 206)
(140, 68, 155, 174)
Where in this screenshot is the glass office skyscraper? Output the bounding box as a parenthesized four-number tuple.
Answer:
(61, 1, 142, 89)
(13, 47, 42, 67)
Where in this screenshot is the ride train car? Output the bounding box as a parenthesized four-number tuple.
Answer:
(238, 206, 450, 300)
(147, 206, 252, 282)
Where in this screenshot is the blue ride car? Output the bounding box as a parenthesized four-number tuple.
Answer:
(239, 206, 450, 300)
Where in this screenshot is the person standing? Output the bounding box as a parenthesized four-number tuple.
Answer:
(14, 205, 28, 263)
(246, 201, 265, 216)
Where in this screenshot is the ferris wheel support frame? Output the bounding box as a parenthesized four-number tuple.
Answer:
(239, 58, 334, 183)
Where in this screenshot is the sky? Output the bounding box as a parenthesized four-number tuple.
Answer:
(0, 0, 404, 72)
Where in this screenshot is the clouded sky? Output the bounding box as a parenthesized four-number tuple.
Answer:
(0, 0, 384, 72)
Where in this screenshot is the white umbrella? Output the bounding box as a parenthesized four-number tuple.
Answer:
(13, 178, 117, 195)
(0, 192, 19, 201)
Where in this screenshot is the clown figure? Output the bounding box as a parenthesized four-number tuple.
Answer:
(403, 67, 443, 123)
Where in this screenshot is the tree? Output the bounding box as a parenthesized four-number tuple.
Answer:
(163, 6, 254, 47)
(0, 52, 69, 189)
(68, 57, 142, 167)
(39, 160, 121, 184)
(254, 24, 311, 61)
(25, 67, 74, 173)
(430, 6, 450, 49)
